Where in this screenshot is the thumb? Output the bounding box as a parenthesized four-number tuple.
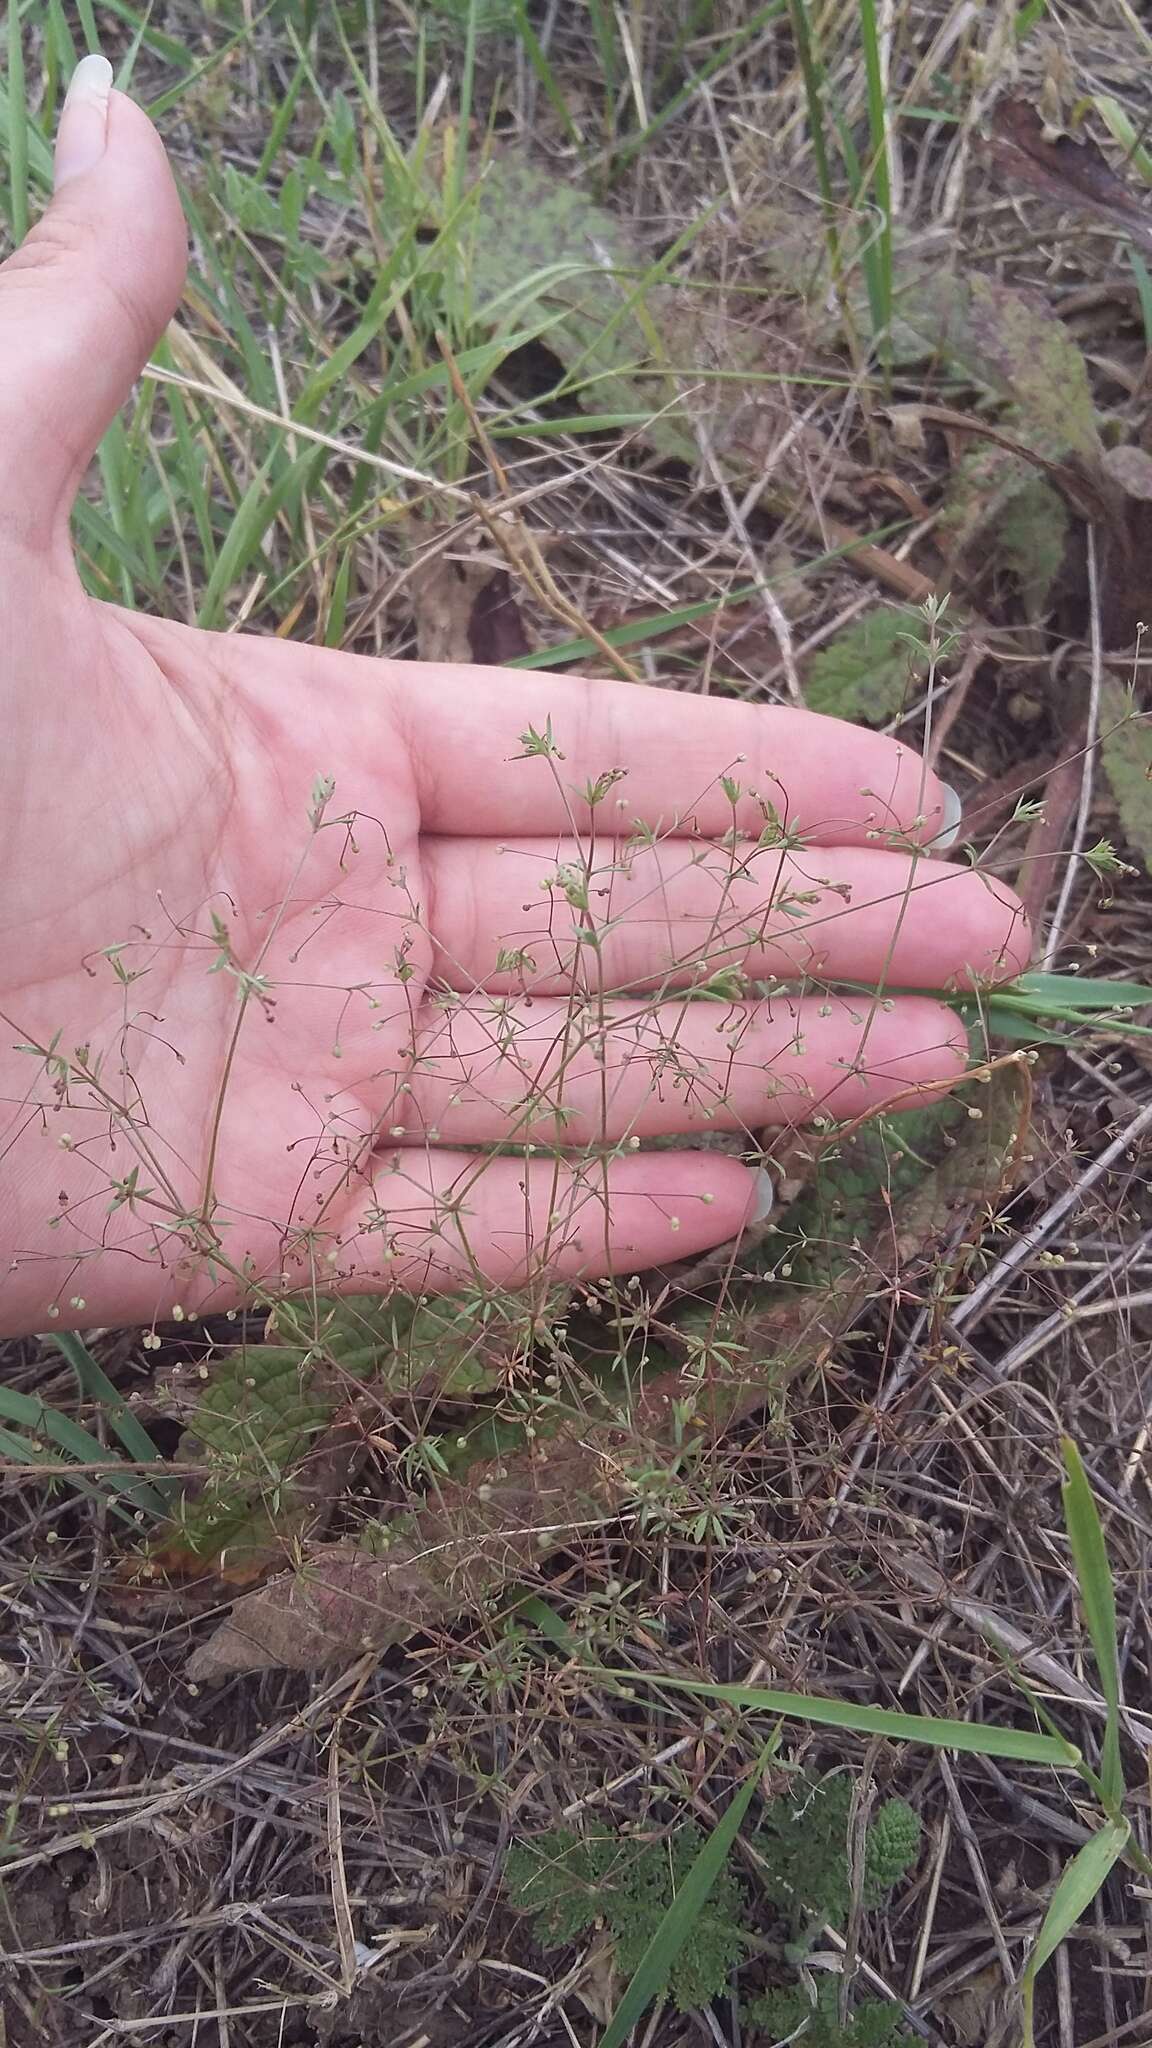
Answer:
(0, 56, 188, 541)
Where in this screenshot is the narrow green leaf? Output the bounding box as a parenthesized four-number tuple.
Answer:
(1061, 1440, 1124, 1811)
(595, 1670, 1079, 1765)
(516, 1594, 584, 1655)
(1129, 248, 1152, 353)
(509, 581, 765, 669)
(143, 5, 281, 120)
(48, 1331, 169, 1478)
(1011, 972, 1152, 1011)
(1013, 0, 1049, 37)
(0, 1386, 170, 1520)
(597, 1740, 776, 2048)
(74, 0, 101, 52)
(196, 449, 317, 630)
(611, 3, 787, 168)
(1100, 681, 1152, 871)
(1020, 1819, 1129, 2048)
(507, 0, 580, 144)
(955, 1001, 1075, 1048)
(509, 523, 907, 672)
(6, 6, 29, 244)
(87, 0, 190, 67)
(0, 1383, 132, 1471)
(0, 51, 53, 193)
(1093, 95, 1152, 185)
(855, 0, 894, 380)
(256, 59, 308, 181)
(0, 1424, 143, 1528)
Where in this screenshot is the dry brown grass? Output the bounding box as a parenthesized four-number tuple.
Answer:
(4, 2, 1152, 2043)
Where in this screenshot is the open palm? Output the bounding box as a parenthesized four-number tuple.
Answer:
(0, 67, 1029, 1336)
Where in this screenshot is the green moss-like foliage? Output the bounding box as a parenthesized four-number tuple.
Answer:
(747, 1977, 915, 2047)
(504, 1779, 921, 2017)
(752, 1774, 922, 1932)
(503, 1822, 746, 2013)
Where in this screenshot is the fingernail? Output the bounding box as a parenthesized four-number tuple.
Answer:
(55, 53, 113, 190)
(749, 1169, 775, 1223)
(932, 781, 964, 851)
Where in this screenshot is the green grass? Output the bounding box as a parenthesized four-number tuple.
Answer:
(3, 5, 1150, 2036)
(0, 1331, 172, 1525)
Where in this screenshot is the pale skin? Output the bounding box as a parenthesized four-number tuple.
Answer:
(0, 63, 1030, 1338)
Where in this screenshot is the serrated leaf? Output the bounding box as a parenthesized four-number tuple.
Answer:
(466, 156, 692, 460)
(268, 1290, 526, 1397)
(675, 1065, 1029, 1375)
(1100, 681, 1152, 871)
(729, 201, 1101, 613)
(465, 155, 806, 489)
(951, 465, 1069, 616)
(182, 1341, 333, 1469)
(186, 1419, 622, 1676)
(148, 1336, 343, 1571)
(597, 1772, 767, 2043)
(804, 604, 924, 725)
(895, 270, 1103, 608)
(188, 1073, 1028, 1677)
(897, 271, 1101, 465)
(149, 1293, 533, 1575)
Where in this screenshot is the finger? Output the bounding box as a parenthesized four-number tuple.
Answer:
(424, 839, 1031, 994)
(383, 662, 957, 847)
(13, 1118, 769, 1332)
(336, 1147, 769, 1293)
(384, 992, 968, 1146)
(0, 57, 187, 542)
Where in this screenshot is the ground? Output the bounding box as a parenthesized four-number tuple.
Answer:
(3, 2, 1152, 2044)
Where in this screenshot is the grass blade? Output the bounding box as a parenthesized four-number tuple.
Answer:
(1061, 1438, 1124, 1811)
(0, 1424, 144, 1528)
(597, 1740, 776, 2048)
(48, 1330, 170, 1476)
(507, 0, 579, 144)
(509, 581, 767, 669)
(7, 4, 29, 245)
(612, 3, 786, 169)
(785, 0, 840, 265)
(0, 1385, 170, 1519)
(1010, 972, 1152, 1011)
(73, 0, 100, 51)
(1013, 0, 1049, 38)
(1092, 94, 1152, 185)
(509, 521, 910, 671)
(856, 0, 893, 377)
(1129, 248, 1152, 352)
(1020, 1819, 1129, 2048)
(594, 1671, 1078, 1765)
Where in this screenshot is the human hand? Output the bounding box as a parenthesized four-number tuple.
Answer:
(0, 59, 1029, 1337)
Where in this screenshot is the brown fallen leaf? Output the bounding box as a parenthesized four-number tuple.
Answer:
(1100, 447, 1152, 647)
(914, 401, 1120, 533)
(466, 567, 533, 664)
(408, 542, 495, 665)
(936, 1962, 1011, 2047)
(187, 1070, 1029, 1679)
(985, 98, 1152, 260)
(466, 156, 936, 609)
(186, 1428, 627, 1678)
